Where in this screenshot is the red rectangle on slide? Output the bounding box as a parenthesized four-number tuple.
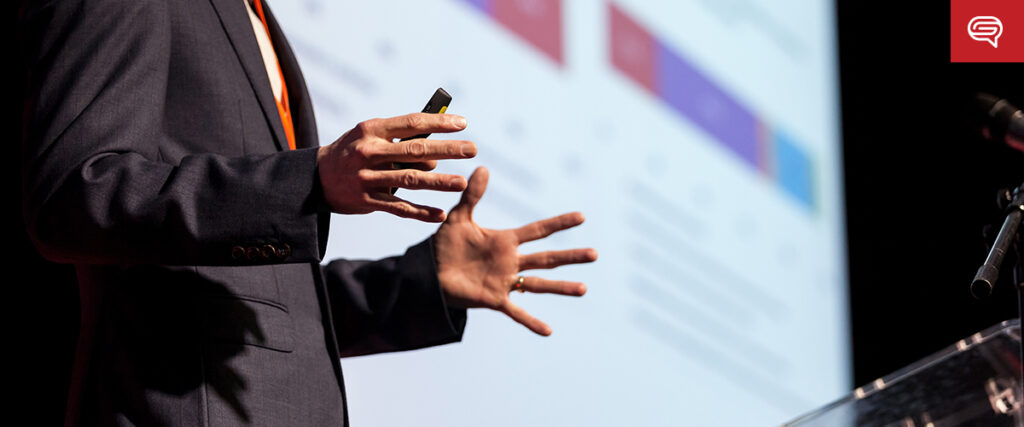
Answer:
(493, 0, 563, 65)
(951, 0, 1024, 62)
(609, 3, 656, 94)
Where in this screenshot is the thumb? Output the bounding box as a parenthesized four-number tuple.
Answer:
(449, 166, 489, 222)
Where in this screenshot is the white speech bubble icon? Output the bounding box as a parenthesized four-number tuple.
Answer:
(968, 16, 1003, 48)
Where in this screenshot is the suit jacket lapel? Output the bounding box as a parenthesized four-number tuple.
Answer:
(262, 4, 319, 150)
(207, 0, 288, 152)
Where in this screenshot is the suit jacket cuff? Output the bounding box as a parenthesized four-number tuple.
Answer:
(397, 236, 468, 347)
(218, 146, 328, 265)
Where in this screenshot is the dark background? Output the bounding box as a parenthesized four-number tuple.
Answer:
(838, 2, 1024, 387)
(9, 3, 79, 425)
(10, 1, 1024, 424)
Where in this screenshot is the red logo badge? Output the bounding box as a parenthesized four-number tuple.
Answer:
(951, 0, 1024, 62)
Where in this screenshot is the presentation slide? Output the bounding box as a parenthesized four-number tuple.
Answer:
(274, 0, 848, 425)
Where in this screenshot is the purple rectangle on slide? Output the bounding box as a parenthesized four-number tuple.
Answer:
(465, 0, 494, 14)
(655, 43, 759, 168)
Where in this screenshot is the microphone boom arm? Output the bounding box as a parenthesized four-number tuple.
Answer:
(972, 183, 1024, 298)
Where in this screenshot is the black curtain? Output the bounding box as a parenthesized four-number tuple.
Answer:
(839, 2, 1024, 386)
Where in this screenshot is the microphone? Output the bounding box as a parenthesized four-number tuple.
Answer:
(974, 93, 1024, 153)
(969, 94, 1024, 299)
(970, 184, 1023, 298)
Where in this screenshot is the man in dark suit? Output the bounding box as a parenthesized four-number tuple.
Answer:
(18, 0, 596, 425)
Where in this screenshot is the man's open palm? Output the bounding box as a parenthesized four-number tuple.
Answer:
(433, 167, 598, 336)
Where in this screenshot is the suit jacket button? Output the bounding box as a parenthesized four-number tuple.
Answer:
(245, 246, 260, 261)
(276, 243, 292, 259)
(260, 244, 276, 260)
(231, 246, 245, 260)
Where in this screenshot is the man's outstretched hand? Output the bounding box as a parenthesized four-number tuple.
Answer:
(433, 167, 598, 336)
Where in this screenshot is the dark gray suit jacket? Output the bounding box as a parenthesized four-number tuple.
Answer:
(18, 0, 468, 425)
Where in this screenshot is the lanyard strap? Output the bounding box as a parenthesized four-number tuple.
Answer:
(252, 0, 296, 150)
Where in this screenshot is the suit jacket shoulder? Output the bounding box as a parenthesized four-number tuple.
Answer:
(20, 0, 328, 266)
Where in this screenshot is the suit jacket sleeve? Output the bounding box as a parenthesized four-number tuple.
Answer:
(321, 236, 469, 357)
(19, 0, 328, 266)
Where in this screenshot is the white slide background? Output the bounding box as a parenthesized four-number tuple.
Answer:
(272, 0, 848, 425)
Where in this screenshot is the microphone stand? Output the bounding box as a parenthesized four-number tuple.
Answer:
(971, 182, 1024, 404)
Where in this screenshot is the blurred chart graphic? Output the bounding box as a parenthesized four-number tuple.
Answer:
(275, 0, 847, 425)
(464, 0, 564, 65)
(610, 4, 814, 208)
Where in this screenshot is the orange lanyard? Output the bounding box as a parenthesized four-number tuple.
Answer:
(252, 0, 296, 150)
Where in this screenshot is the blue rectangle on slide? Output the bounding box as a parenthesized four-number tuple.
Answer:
(773, 130, 814, 207)
(655, 42, 759, 168)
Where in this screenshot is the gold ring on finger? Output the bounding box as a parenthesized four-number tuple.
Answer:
(511, 276, 525, 293)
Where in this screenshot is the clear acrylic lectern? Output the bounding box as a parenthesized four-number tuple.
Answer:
(785, 319, 1023, 427)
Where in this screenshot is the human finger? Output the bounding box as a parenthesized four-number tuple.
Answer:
(519, 248, 599, 271)
(368, 139, 477, 164)
(448, 167, 489, 222)
(360, 169, 467, 192)
(500, 302, 552, 336)
(366, 113, 468, 139)
(395, 160, 438, 171)
(513, 212, 585, 243)
(515, 277, 587, 296)
(366, 193, 447, 222)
